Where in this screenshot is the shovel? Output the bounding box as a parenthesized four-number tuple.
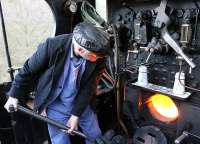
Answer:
(9, 105, 88, 139)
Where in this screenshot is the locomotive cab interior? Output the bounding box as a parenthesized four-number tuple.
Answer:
(1, 0, 200, 144)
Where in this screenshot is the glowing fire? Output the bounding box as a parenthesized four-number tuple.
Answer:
(147, 94, 179, 122)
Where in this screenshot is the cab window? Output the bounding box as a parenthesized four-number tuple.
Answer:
(0, 0, 55, 82)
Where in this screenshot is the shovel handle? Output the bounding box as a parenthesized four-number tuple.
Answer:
(9, 105, 88, 139)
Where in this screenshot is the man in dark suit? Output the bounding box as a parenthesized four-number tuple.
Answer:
(4, 22, 110, 144)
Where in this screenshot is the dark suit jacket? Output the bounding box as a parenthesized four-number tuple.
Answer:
(7, 34, 106, 117)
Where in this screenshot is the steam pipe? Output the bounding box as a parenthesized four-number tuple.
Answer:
(112, 24, 128, 135)
(0, 0, 14, 80)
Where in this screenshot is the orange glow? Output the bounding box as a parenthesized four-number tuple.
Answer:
(147, 94, 179, 122)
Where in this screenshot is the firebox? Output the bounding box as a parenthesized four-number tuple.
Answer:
(123, 57, 200, 144)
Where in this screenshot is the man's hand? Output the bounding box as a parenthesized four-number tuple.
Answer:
(4, 97, 19, 112)
(67, 115, 79, 134)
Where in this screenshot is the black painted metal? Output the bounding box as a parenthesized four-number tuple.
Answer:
(133, 126, 167, 144)
(109, 0, 200, 143)
(45, 0, 80, 35)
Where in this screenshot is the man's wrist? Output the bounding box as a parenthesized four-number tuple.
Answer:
(71, 115, 79, 120)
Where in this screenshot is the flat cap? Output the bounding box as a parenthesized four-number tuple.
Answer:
(73, 22, 110, 56)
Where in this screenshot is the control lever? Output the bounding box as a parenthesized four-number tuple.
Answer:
(174, 131, 189, 144)
(175, 131, 200, 144)
(145, 37, 157, 63)
(154, 0, 195, 68)
(161, 27, 196, 68)
(145, 51, 153, 63)
(154, 0, 170, 28)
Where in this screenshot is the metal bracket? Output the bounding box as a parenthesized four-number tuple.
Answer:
(154, 0, 170, 28)
(132, 82, 191, 100)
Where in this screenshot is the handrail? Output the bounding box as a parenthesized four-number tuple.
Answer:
(0, 0, 14, 80)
